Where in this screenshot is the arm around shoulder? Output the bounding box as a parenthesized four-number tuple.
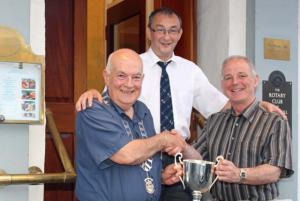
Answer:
(75, 89, 103, 111)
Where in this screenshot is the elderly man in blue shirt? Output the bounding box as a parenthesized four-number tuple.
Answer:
(75, 48, 186, 201)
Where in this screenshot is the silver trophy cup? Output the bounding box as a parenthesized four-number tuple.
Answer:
(175, 153, 223, 201)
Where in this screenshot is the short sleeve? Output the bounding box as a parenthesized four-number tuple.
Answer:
(76, 101, 130, 169)
(192, 65, 228, 118)
(267, 118, 293, 177)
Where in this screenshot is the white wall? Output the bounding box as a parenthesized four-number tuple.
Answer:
(197, 0, 246, 90)
(29, 1, 45, 201)
(228, 0, 246, 56)
(0, 1, 45, 201)
(298, 1, 300, 199)
(0, 1, 30, 200)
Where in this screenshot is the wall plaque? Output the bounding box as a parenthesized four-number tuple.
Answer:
(0, 61, 43, 123)
(264, 38, 290, 61)
(0, 26, 45, 124)
(262, 71, 292, 127)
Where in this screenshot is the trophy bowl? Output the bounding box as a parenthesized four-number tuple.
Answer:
(183, 159, 215, 194)
(175, 153, 223, 201)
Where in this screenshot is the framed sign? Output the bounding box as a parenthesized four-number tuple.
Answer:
(0, 61, 44, 123)
(0, 26, 45, 124)
(263, 71, 292, 127)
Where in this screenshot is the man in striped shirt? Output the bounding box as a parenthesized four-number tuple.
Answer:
(181, 55, 294, 201)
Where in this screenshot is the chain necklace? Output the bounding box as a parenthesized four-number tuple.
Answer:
(103, 94, 155, 196)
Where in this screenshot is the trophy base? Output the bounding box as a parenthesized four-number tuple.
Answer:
(192, 191, 202, 201)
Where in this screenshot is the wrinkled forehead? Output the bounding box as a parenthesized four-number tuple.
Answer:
(111, 57, 143, 74)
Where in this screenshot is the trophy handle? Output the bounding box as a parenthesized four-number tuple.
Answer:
(208, 155, 224, 191)
(174, 152, 185, 189)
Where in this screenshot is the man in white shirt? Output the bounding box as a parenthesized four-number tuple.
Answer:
(76, 8, 227, 141)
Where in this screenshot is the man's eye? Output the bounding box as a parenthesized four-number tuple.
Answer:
(157, 29, 165, 33)
(132, 75, 142, 81)
(239, 74, 248, 78)
(169, 29, 179, 34)
(117, 74, 127, 80)
(223, 76, 232, 80)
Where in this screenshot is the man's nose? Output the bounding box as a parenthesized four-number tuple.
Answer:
(125, 77, 134, 86)
(162, 31, 172, 39)
(232, 76, 239, 84)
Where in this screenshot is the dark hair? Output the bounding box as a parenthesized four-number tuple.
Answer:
(148, 7, 182, 28)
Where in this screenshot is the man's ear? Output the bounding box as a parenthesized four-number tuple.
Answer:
(146, 27, 151, 41)
(177, 28, 183, 40)
(103, 69, 109, 85)
(254, 74, 260, 88)
(141, 73, 145, 82)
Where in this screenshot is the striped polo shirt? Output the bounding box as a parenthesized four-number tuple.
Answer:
(194, 100, 293, 201)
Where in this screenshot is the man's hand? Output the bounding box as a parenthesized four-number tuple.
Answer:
(215, 159, 240, 183)
(260, 101, 287, 120)
(162, 163, 183, 185)
(162, 130, 187, 155)
(75, 89, 102, 111)
(215, 159, 282, 185)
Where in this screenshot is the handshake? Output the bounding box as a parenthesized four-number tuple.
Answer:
(160, 129, 187, 156)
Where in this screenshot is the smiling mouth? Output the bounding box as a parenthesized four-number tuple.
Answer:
(161, 42, 172, 46)
(121, 89, 135, 94)
(231, 88, 244, 93)
(232, 88, 241, 91)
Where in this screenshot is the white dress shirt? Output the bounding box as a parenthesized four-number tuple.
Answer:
(139, 48, 228, 139)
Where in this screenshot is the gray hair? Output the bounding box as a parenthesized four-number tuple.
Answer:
(106, 53, 113, 72)
(221, 55, 257, 78)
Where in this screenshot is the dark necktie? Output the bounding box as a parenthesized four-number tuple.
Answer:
(158, 61, 174, 131)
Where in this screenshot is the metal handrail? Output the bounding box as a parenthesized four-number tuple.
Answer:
(0, 109, 76, 185)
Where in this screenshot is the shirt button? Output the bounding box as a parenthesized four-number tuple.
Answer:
(235, 123, 239, 126)
(227, 152, 231, 155)
(231, 137, 234, 140)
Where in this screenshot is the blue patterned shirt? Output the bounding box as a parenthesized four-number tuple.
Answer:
(76, 98, 162, 201)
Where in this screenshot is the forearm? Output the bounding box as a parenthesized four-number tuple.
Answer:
(241, 164, 281, 185)
(110, 133, 165, 165)
(260, 101, 287, 119)
(182, 144, 202, 160)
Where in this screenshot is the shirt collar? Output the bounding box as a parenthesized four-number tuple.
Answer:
(103, 90, 147, 121)
(148, 47, 176, 66)
(230, 99, 259, 123)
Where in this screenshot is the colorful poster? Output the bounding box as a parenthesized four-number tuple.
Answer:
(0, 61, 43, 123)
